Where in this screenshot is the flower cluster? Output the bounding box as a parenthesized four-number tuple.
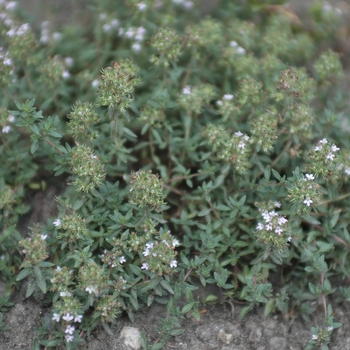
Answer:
(0, 184, 15, 212)
(69, 143, 106, 192)
(78, 261, 107, 296)
(96, 295, 122, 323)
(139, 103, 164, 128)
(18, 224, 49, 267)
(0, 108, 15, 134)
(306, 138, 341, 180)
(236, 78, 263, 106)
(40, 21, 62, 45)
(275, 67, 315, 103)
(6, 22, 38, 63)
(67, 101, 100, 142)
(52, 295, 82, 344)
(288, 172, 322, 215)
(216, 94, 239, 123)
(250, 108, 278, 153)
(141, 230, 180, 274)
(178, 83, 216, 115)
(129, 170, 166, 212)
(53, 212, 89, 243)
(119, 25, 146, 52)
(202, 124, 251, 174)
(39, 56, 70, 89)
(314, 49, 343, 83)
(100, 249, 127, 269)
(185, 18, 223, 48)
(0, 47, 15, 85)
(286, 103, 315, 140)
(50, 266, 74, 296)
(150, 27, 182, 67)
(255, 202, 291, 249)
(97, 60, 142, 109)
(98, 13, 120, 34)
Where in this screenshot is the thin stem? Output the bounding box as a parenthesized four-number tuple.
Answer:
(320, 192, 350, 205)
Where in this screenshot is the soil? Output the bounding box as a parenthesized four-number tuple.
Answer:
(2, 0, 350, 349)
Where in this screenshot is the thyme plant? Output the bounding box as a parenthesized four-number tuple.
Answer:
(0, 0, 348, 349)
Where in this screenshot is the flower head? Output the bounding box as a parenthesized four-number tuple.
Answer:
(52, 313, 60, 322)
(303, 197, 313, 207)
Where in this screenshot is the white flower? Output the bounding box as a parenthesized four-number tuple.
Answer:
(312, 334, 318, 340)
(119, 256, 126, 264)
(183, 85, 191, 95)
(275, 227, 283, 235)
(172, 239, 180, 246)
(256, 223, 264, 230)
(234, 131, 243, 137)
(183, 1, 194, 9)
(274, 201, 281, 208)
(287, 236, 292, 242)
(216, 100, 223, 106)
(345, 167, 350, 176)
(319, 138, 328, 144)
(2, 125, 11, 133)
(327, 326, 333, 331)
(74, 314, 83, 323)
(52, 313, 60, 322)
(146, 242, 154, 249)
(236, 46, 246, 55)
(3, 57, 12, 66)
(278, 217, 288, 225)
(65, 325, 75, 335)
(52, 32, 62, 41)
(85, 286, 97, 294)
(265, 223, 273, 231)
(303, 197, 313, 207)
(62, 71, 70, 79)
(91, 79, 99, 88)
(131, 42, 142, 52)
(8, 115, 15, 123)
(331, 145, 340, 152)
(6, 2, 17, 11)
(141, 262, 149, 270)
(326, 153, 334, 161)
(137, 2, 147, 11)
(65, 335, 74, 343)
(56, 266, 62, 271)
(91, 154, 97, 159)
(53, 219, 61, 227)
(41, 234, 47, 240)
(230, 41, 238, 48)
(60, 291, 72, 297)
(223, 94, 233, 100)
(170, 260, 177, 268)
(305, 174, 314, 181)
(102, 24, 112, 33)
(238, 141, 245, 149)
(62, 313, 74, 322)
(314, 146, 322, 151)
(110, 19, 119, 28)
(64, 57, 74, 67)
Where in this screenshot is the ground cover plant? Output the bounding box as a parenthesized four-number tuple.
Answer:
(0, 0, 350, 349)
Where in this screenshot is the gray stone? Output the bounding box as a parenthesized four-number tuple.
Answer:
(119, 326, 141, 350)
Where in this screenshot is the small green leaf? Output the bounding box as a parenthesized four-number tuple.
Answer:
(198, 208, 211, 217)
(33, 265, 46, 294)
(181, 301, 195, 314)
(16, 268, 32, 281)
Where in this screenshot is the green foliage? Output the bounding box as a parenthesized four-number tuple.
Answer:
(0, 0, 349, 347)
